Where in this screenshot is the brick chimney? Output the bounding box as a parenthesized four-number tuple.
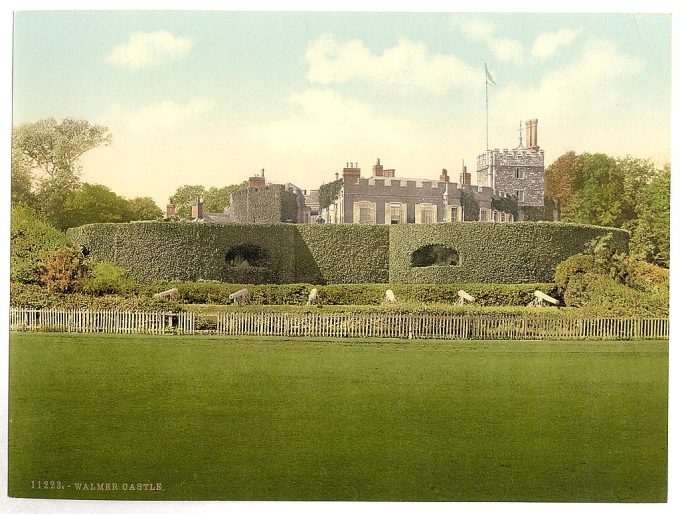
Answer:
(191, 198, 204, 220)
(342, 162, 361, 183)
(248, 175, 266, 188)
(440, 168, 450, 183)
(166, 203, 176, 218)
(525, 119, 539, 149)
(459, 161, 471, 186)
(372, 158, 384, 177)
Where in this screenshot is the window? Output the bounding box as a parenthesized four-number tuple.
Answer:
(390, 204, 401, 224)
(515, 167, 525, 179)
(354, 201, 376, 224)
(479, 209, 488, 222)
(416, 203, 436, 224)
(450, 207, 459, 222)
(515, 190, 525, 202)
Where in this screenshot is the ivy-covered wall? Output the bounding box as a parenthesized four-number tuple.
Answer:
(68, 221, 629, 285)
(389, 222, 629, 284)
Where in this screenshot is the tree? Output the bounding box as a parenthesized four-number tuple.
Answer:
(630, 164, 670, 267)
(61, 183, 131, 229)
(11, 140, 35, 206)
(169, 184, 244, 217)
(204, 184, 242, 213)
(169, 185, 206, 218)
(544, 151, 583, 217)
(12, 118, 112, 226)
(127, 197, 163, 221)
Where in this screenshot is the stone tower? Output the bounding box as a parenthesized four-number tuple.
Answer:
(476, 119, 545, 207)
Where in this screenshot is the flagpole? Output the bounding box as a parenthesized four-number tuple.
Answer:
(485, 67, 489, 151)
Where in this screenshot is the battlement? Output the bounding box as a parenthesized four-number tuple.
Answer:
(346, 176, 461, 192)
(476, 148, 545, 171)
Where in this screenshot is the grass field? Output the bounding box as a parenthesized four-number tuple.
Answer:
(8, 333, 667, 502)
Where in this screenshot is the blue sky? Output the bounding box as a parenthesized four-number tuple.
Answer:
(12, 11, 672, 207)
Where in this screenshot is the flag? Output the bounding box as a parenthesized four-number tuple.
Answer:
(485, 63, 496, 86)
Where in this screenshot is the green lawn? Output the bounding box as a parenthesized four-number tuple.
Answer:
(8, 333, 667, 502)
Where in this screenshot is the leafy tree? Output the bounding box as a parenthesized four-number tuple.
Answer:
(204, 185, 242, 213)
(127, 197, 163, 221)
(169, 184, 206, 218)
(169, 183, 243, 217)
(630, 164, 670, 267)
(12, 117, 112, 225)
(544, 151, 583, 217)
(61, 183, 131, 229)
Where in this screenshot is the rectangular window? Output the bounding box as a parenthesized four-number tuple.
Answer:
(359, 207, 372, 223)
(421, 210, 434, 224)
(515, 190, 525, 202)
(515, 167, 525, 179)
(450, 207, 458, 222)
(479, 209, 487, 222)
(390, 204, 401, 224)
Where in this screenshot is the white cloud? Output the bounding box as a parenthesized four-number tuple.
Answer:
(490, 39, 653, 161)
(108, 98, 215, 134)
(107, 31, 193, 69)
(305, 36, 479, 94)
(532, 28, 583, 60)
(458, 19, 525, 63)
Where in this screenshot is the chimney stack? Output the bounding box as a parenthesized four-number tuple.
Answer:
(459, 160, 471, 186)
(191, 197, 204, 220)
(342, 162, 361, 183)
(525, 119, 539, 149)
(440, 168, 450, 183)
(372, 157, 384, 177)
(166, 203, 176, 218)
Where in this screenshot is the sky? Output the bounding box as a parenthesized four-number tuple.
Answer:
(12, 11, 672, 209)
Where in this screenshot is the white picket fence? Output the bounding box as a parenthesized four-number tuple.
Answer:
(9, 309, 195, 335)
(215, 312, 668, 340)
(9, 308, 668, 340)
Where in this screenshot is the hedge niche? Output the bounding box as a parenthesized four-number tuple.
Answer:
(389, 222, 629, 284)
(67, 222, 299, 284)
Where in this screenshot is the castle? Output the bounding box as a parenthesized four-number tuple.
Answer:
(174, 119, 554, 224)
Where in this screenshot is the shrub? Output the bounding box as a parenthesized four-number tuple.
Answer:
(37, 248, 83, 293)
(11, 204, 73, 283)
(80, 261, 134, 295)
(554, 254, 597, 290)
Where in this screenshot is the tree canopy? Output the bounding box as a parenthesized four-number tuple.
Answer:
(546, 151, 669, 267)
(12, 117, 112, 226)
(170, 183, 244, 218)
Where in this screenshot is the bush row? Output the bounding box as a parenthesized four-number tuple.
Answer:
(134, 281, 559, 307)
(10, 283, 184, 312)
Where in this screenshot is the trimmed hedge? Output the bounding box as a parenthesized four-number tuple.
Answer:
(67, 222, 629, 285)
(67, 222, 299, 284)
(389, 222, 629, 284)
(295, 225, 389, 284)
